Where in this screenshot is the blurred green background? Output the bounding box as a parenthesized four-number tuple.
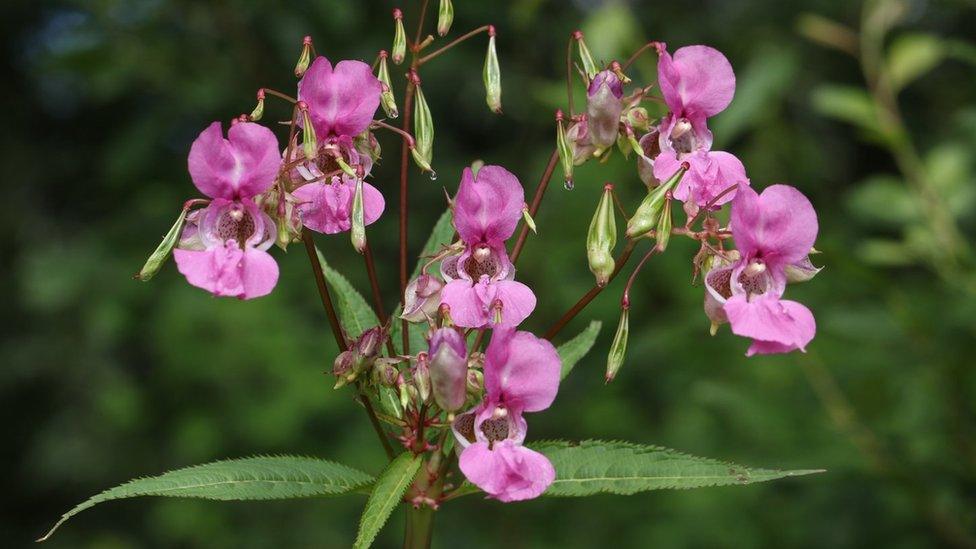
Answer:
(3, 0, 975, 547)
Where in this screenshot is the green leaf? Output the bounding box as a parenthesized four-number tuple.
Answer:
(811, 85, 879, 134)
(533, 440, 823, 497)
(557, 321, 602, 380)
(354, 452, 422, 549)
(845, 174, 918, 226)
(39, 456, 375, 542)
(887, 33, 945, 91)
(316, 247, 379, 340)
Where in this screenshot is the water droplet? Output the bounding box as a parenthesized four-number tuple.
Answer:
(429, 171, 438, 181)
(563, 179, 575, 190)
(390, 112, 399, 119)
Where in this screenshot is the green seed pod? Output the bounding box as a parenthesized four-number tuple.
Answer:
(483, 27, 502, 113)
(573, 31, 599, 81)
(521, 205, 537, 234)
(625, 165, 686, 238)
(299, 103, 317, 161)
(412, 76, 435, 173)
(655, 195, 672, 252)
(135, 206, 189, 281)
(391, 9, 407, 65)
(376, 52, 398, 119)
(605, 307, 629, 383)
(351, 178, 366, 253)
(295, 36, 312, 77)
(587, 184, 617, 287)
(437, 0, 454, 36)
(249, 89, 265, 122)
(555, 110, 574, 187)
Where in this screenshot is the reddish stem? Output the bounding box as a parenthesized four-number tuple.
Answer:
(510, 149, 559, 263)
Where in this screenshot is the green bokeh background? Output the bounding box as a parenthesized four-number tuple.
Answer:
(3, 0, 975, 547)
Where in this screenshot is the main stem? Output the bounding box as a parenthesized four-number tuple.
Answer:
(403, 506, 435, 549)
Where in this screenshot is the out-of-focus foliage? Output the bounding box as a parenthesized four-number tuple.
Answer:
(2, 0, 975, 547)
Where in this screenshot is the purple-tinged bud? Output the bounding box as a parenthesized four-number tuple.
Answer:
(437, 0, 454, 36)
(356, 326, 386, 358)
(402, 274, 445, 322)
(413, 352, 432, 402)
(626, 163, 686, 238)
(587, 183, 617, 287)
(428, 328, 468, 412)
(333, 350, 355, 388)
(483, 26, 502, 113)
(295, 36, 313, 77)
(605, 307, 629, 383)
(250, 89, 265, 122)
(587, 70, 625, 151)
(627, 107, 650, 132)
(391, 9, 407, 65)
(373, 358, 401, 386)
(466, 368, 484, 397)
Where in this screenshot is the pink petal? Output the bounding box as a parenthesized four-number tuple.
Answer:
(227, 122, 281, 198)
(492, 280, 536, 328)
(724, 295, 816, 355)
(362, 181, 386, 225)
(188, 122, 279, 200)
(239, 247, 280, 299)
(173, 243, 278, 299)
(656, 150, 747, 207)
(453, 166, 524, 245)
(484, 328, 560, 412)
(730, 184, 818, 267)
(458, 440, 555, 502)
(440, 279, 488, 328)
(658, 45, 735, 118)
(298, 56, 382, 138)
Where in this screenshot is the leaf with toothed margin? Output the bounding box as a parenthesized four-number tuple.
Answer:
(316, 247, 379, 340)
(38, 456, 375, 542)
(353, 451, 422, 549)
(557, 320, 602, 380)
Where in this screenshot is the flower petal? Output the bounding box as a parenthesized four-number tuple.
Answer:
(458, 440, 555, 502)
(484, 328, 560, 412)
(492, 280, 536, 327)
(173, 242, 278, 299)
(293, 178, 353, 234)
(730, 184, 818, 267)
(188, 122, 280, 200)
(453, 166, 524, 245)
(298, 56, 382, 138)
(658, 45, 735, 118)
(440, 279, 488, 328)
(724, 294, 816, 355)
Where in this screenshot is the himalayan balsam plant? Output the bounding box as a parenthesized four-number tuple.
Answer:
(41, 3, 826, 547)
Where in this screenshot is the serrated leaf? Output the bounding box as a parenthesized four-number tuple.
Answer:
(888, 33, 945, 91)
(39, 456, 375, 542)
(557, 321, 602, 380)
(533, 440, 823, 497)
(354, 452, 422, 549)
(316, 247, 379, 340)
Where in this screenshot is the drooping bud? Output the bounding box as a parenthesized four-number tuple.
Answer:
(411, 73, 435, 174)
(605, 307, 629, 383)
(483, 26, 502, 114)
(391, 9, 407, 64)
(626, 163, 686, 238)
(572, 31, 599, 81)
(333, 350, 355, 388)
(437, 0, 454, 36)
(377, 386, 404, 420)
(298, 102, 317, 161)
(555, 110, 574, 188)
(587, 70, 624, 151)
(587, 183, 617, 287)
(413, 352, 432, 402)
(402, 274, 445, 322)
(376, 51, 399, 119)
(250, 89, 265, 122)
(351, 177, 367, 253)
(521, 203, 537, 234)
(373, 358, 401, 387)
(295, 36, 313, 77)
(428, 328, 468, 412)
(357, 326, 386, 359)
(654, 193, 673, 252)
(135, 205, 190, 281)
(627, 107, 650, 132)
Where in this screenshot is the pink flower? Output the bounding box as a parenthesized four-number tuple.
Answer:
(298, 56, 382, 138)
(651, 44, 748, 207)
(703, 184, 819, 355)
(453, 328, 561, 502)
(292, 174, 385, 235)
(440, 166, 536, 328)
(173, 121, 281, 299)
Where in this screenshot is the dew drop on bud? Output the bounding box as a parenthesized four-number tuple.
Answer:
(564, 179, 575, 190)
(429, 171, 438, 181)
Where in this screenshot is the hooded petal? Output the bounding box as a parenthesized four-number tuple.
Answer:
(484, 328, 560, 412)
(458, 440, 555, 502)
(188, 122, 280, 200)
(298, 56, 382, 138)
(724, 294, 815, 355)
(730, 184, 818, 268)
(173, 242, 279, 299)
(453, 166, 524, 245)
(658, 45, 735, 118)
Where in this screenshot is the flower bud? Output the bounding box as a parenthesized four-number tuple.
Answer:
(437, 0, 454, 36)
(555, 110, 574, 188)
(298, 102, 317, 161)
(627, 107, 650, 132)
(357, 326, 385, 359)
(351, 177, 367, 253)
(295, 36, 313, 77)
(376, 52, 399, 119)
(587, 183, 617, 287)
(397, 375, 412, 410)
(373, 358, 401, 386)
(411, 74, 435, 174)
(587, 70, 624, 151)
(250, 89, 265, 122)
(413, 353, 432, 403)
(605, 307, 629, 383)
(428, 328, 468, 412)
(378, 386, 404, 420)
(483, 26, 502, 114)
(391, 9, 407, 65)
(572, 31, 599, 81)
(135, 206, 189, 281)
(355, 130, 382, 164)
(654, 194, 672, 252)
(333, 350, 355, 388)
(466, 368, 484, 397)
(402, 274, 445, 322)
(626, 164, 686, 238)
(521, 203, 537, 234)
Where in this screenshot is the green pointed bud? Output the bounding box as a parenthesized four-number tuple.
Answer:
(573, 31, 599, 81)
(655, 195, 672, 252)
(135, 205, 190, 281)
(587, 183, 618, 287)
(391, 9, 407, 65)
(605, 307, 629, 383)
(555, 110, 574, 187)
(295, 36, 313, 77)
(334, 155, 357, 177)
(521, 203, 537, 234)
(414, 353, 432, 402)
(437, 0, 454, 36)
(626, 164, 686, 238)
(351, 178, 367, 253)
(249, 89, 265, 122)
(411, 74, 435, 173)
(466, 368, 484, 396)
(378, 386, 403, 420)
(376, 52, 399, 119)
(298, 102, 317, 161)
(627, 107, 650, 132)
(483, 27, 502, 113)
